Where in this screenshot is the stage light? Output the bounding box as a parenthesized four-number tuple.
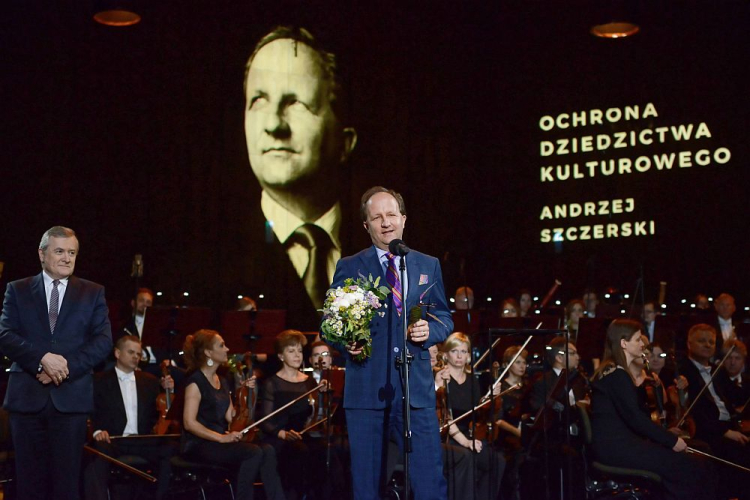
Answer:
(93, 1, 141, 27)
(620, 309, 626, 314)
(487, 297, 492, 302)
(605, 293, 611, 299)
(156, 291, 163, 297)
(237, 295, 243, 299)
(661, 304, 667, 309)
(590, 0, 639, 39)
(681, 299, 687, 304)
(259, 294, 265, 299)
(708, 297, 714, 301)
(449, 298, 456, 303)
(183, 292, 189, 297)
(535, 310, 541, 315)
(690, 304, 696, 308)
(533, 296, 539, 301)
(623, 294, 630, 299)
(555, 300, 561, 305)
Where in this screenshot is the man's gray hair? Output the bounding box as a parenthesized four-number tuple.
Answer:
(39, 226, 76, 252)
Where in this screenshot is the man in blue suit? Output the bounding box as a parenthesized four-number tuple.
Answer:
(0, 226, 112, 499)
(329, 187, 452, 499)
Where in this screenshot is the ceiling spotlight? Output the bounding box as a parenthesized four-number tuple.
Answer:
(591, 22, 639, 39)
(590, 0, 639, 39)
(93, 1, 141, 26)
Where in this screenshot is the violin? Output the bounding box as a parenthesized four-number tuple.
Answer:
(154, 360, 179, 434)
(665, 352, 696, 438)
(642, 354, 667, 428)
(230, 352, 258, 441)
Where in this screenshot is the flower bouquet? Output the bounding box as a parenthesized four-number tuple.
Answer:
(320, 273, 390, 362)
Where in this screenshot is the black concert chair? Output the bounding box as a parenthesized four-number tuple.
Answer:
(577, 404, 663, 499)
(166, 455, 235, 500)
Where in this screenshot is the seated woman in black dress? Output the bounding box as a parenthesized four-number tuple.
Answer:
(496, 345, 531, 500)
(261, 330, 330, 500)
(590, 319, 715, 500)
(182, 329, 284, 500)
(439, 332, 505, 500)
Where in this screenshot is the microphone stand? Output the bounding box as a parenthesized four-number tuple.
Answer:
(394, 253, 413, 500)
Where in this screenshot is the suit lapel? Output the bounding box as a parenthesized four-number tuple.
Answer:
(406, 253, 419, 309)
(31, 273, 51, 335)
(55, 275, 80, 336)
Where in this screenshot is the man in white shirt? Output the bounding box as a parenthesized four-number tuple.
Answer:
(713, 293, 738, 356)
(85, 336, 175, 500)
(717, 339, 749, 415)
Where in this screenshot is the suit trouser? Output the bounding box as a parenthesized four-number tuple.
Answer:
(346, 405, 447, 500)
(10, 397, 88, 500)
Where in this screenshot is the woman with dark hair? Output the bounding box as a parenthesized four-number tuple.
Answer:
(182, 329, 284, 500)
(261, 330, 330, 500)
(590, 320, 715, 500)
(496, 345, 531, 500)
(517, 289, 533, 318)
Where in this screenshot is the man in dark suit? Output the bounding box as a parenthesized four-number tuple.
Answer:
(240, 26, 358, 331)
(641, 300, 675, 352)
(680, 324, 750, 500)
(712, 293, 738, 356)
(327, 186, 453, 499)
(715, 339, 749, 414)
(84, 335, 176, 500)
(0, 226, 112, 499)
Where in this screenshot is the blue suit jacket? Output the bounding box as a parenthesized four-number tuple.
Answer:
(0, 273, 113, 413)
(329, 246, 453, 409)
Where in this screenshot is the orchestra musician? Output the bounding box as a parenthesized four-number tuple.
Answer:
(436, 332, 505, 500)
(496, 345, 531, 500)
(261, 330, 335, 500)
(679, 324, 750, 500)
(430, 344, 474, 500)
(84, 335, 177, 500)
(715, 339, 749, 415)
(590, 319, 715, 500)
(182, 329, 284, 500)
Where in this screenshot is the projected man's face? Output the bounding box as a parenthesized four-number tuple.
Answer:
(244, 39, 342, 191)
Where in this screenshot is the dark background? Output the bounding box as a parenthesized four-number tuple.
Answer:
(2, 0, 748, 318)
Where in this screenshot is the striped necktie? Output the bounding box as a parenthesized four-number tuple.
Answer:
(385, 253, 403, 316)
(49, 279, 60, 333)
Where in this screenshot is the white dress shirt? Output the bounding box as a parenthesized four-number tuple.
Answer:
(690, 359, 731, 421)
(115, 367, 139, 436)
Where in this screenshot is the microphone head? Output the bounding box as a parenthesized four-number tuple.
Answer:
(388, 239, 410, 256)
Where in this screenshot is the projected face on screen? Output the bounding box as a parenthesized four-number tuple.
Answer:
(244, 38, 351, 196)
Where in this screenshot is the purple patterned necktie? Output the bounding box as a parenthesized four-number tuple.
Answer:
(49, 279, 60, 333)
(385, 252, 403, 316)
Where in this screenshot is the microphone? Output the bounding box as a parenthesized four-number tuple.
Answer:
(388, 239, 410, 257)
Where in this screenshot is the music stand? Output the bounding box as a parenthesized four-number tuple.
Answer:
(488, 327, 570, 500)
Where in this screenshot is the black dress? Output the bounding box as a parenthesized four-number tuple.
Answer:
(446, 374, 505, 500)
(182, 370, 284, 500)
(261, 374, 329, 500)
(591, 367, 715, 500)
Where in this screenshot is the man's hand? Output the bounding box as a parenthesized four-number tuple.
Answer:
(346, 342, 364, 357)
(94, 430, 111, 444)
(408, 319, 430, 343)
(41, 353, 68, 385)
(672, 437, 688, 452)
(674, 375, 688, 391)
(161, 375, 175, 391)
(36, 372, 53, 385)
(724, 429, 749, 445)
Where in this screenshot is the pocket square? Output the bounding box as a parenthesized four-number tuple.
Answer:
(419, 274, 429, 285)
